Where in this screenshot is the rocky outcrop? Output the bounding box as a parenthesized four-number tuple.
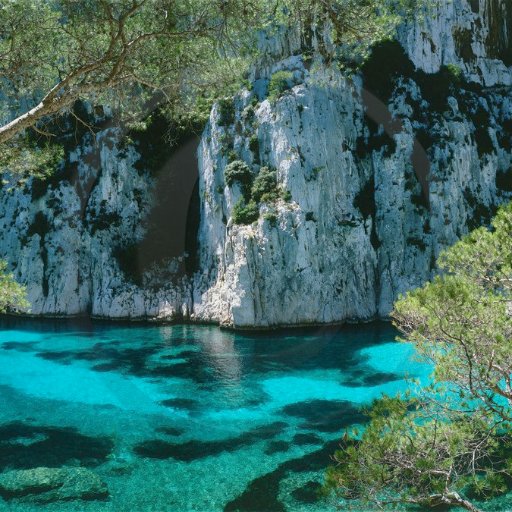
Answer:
(191, 0, 512, 327)
(0, 0, 510, 327)
(399, 0, 512, 86)
(0, 467, 108, 503)
(0, 117, 192, 320)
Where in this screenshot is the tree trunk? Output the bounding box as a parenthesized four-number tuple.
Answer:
(429, 492, 482, 512)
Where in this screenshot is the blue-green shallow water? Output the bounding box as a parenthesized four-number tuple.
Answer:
(0, 318, 431, 511)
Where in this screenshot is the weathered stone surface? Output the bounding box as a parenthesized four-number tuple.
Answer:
(0, 467, 108, 502)
(0, 123, 191, 320)
(191, 5, 512, 327)
(399, 0, 512, 86)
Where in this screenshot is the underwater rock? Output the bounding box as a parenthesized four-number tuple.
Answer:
(0, 466, 109, 503)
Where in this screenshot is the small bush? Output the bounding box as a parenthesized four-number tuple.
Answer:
(251, 167, 277, 202)
(249, 135, 259, 154)
(217, 98, 235, 126)
(263, 212, 278, 226)
(280, 189, 292, 202)
(227, 150, 238, 163)
(249, 134, 260, 163)
(224, 160, 253, 192)
(268, 71, 294, 102)
(232, 198, 259, 225)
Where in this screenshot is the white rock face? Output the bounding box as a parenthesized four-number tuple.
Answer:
(191, 0, 512, 327)
(0, 0, 511, 327)
(0, 128, 190, 320)
(399, 0, 512, 86)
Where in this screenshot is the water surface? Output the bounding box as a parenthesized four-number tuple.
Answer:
(0, 318, 429, 511)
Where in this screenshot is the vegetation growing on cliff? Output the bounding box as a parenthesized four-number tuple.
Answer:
(225, 161, 290, 225)
(268, 71, 295, 102)
(0, 261, 29, 314)
(0, 0, 423, 149)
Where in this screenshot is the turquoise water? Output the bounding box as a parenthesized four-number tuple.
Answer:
(0, 318, 431, 511)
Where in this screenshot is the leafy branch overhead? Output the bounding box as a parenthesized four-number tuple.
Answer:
(0, 0, 256, 144)
(0, 0, 423, 148)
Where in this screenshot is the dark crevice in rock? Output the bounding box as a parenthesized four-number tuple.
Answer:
(485, 0, 512, 66)
(113, 136, 200, 287)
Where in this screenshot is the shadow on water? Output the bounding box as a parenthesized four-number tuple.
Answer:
(224, 439, 343, 512)
(0, 318, 407, 510)
(0, 422, 113, 470)
(0, 319, 401, 391)
(280, 400, 368, 433)
(133, 421, 288, 462)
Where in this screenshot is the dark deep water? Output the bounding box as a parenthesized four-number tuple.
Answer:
(0, 318, 431, 511)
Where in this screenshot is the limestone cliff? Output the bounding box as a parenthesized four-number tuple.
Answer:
(0, 0, 511, 327)
(191, 0, 512, 327)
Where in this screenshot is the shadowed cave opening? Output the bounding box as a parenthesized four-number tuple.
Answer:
(115, 135, 201, 286)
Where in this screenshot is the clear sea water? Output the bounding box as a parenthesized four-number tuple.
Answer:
(0, 318, 433, 511)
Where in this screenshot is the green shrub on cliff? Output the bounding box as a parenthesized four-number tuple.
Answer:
(251, 167, 278, 202)
(0, 261, 28, 313)
(232, 198, 259, 225)
(224, 160, 253, 194)
(268, 71, 294, 102)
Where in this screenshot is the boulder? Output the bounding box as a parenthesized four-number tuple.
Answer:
(0, 467, 108, 503)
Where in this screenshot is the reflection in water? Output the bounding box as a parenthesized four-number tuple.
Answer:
(197, 328, 243, 388)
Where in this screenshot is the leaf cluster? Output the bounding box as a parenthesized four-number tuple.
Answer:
(327, 396, 511, 511)
(0, 261, 29, 313)
(328, 202, 512, 511)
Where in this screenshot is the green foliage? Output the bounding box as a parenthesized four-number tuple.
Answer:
(0, 261, 29, 313)
(251, 166, 278, 202)
(125, 106, 205, 176)
(394, 203, 512, 420)
(280, 189, 292, 202)
(0, 141, 63, 180)
(231, 198, 259, 225)
(224, 160, 253, 192)
(263, 211, 278, 226)
(0, 0, 429, 154)
(0, 0, 263, 139)
(268, 71, 294, 102)
(225, 162, 290, 224)
(327, 395, 510, 510)
(248, 134, 260, 163)
(249, 135, 259, 154)
(217, 98, 236, 127)
(328, 203, 512, 511)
